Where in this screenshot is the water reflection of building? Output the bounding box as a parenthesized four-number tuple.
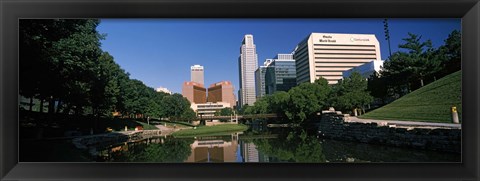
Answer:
(239, 140, 269, 162)
(185, 134, 239, 162)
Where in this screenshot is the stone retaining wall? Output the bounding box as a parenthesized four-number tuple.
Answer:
(317, 113, 461, 153)
(72, 130, 162, 150)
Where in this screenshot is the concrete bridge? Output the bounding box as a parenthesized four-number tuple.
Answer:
(151, 113, 280, 123)
(197, 113, 279, 121)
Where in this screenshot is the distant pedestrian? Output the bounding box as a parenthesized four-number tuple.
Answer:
(173, 124, 176, 129)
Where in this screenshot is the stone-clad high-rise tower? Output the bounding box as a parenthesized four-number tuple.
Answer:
(190, 65, 204, 85)
(238, 34, 258, 107)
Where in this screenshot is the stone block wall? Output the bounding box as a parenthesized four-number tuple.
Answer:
(317, 113, 461, 153)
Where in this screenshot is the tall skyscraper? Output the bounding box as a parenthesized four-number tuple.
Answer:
(191, 65, 204, 85)
(265, 53, 297, 94)
(255, 59, 273, 99)
(238, 34, 258, 107)
(294, 33, 381, 84)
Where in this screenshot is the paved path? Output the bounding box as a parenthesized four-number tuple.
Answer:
(154, 125, 192, 136)
(155, 125, 174, 136)
(346, 116, 461, 129)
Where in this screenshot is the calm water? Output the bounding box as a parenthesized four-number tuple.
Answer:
(96, 125, 461, 163)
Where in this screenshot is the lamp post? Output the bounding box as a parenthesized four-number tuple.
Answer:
(383, 18, 392, 58)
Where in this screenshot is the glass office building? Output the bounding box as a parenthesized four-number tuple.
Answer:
(255, 59, 273, 99)
(265, 54, 297, 95)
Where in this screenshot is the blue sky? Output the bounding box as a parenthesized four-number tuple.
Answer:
(96, 19, 460, 94)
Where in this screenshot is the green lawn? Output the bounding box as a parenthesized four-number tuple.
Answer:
(155, 121, 194, 129)
(172, 124, 248, 137)
(102, 118, 159, 131)
(135, 121, 158, 130)
(360, 71, 462, 123)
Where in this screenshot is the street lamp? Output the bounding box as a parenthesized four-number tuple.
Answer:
(383, 18, 392, 58)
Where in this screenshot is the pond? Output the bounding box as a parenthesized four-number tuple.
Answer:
(95, 125, 460, 163)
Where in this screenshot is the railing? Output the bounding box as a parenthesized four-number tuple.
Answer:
(150, 113, 280, 122)
(198, 113, 279, 120)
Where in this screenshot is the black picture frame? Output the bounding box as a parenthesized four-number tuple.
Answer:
(1, 0, 479, 180)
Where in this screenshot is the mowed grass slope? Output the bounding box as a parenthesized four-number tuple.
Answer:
(172, 124, 248, 137)
(360, 71, 461, 123)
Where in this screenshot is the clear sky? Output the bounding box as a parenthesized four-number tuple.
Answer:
(96, 19, 460, 94)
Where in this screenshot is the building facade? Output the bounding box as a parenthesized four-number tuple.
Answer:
(254, 59, 272, 99)
(191, 64, 204, 85)
(190, 102, 232, 116)
(238, 34, 258, 107)
(182, 81, 206, 104)
(207, 81, 236, 108)
(265, 54, 297, 95)
(293, 33, 381, 84)
(343, 60, 384, 78)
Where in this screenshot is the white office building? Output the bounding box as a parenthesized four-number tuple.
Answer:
(191, 64, 204, 85)
(293, 33, 381, 84)
(191, 102, 232, 116)
(238, 34, 258, 107)
(343, 60, 384, 78)
(155, 87, 172, 94)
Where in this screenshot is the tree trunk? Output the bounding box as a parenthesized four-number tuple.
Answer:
(48, 97, 55, 114)
(39, 99, 44, 113)
(29, 97, 33, 111)
(56, 100, 62, 114)
(64, 104, 72, 115)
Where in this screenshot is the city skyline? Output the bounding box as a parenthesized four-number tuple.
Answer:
(96, 19, 460, 94)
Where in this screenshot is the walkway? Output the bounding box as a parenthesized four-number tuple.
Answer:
(346, 116, 461, 129)
(154, 125, 192, 136)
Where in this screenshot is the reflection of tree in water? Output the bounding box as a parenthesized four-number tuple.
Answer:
(111, 138, 193, 162)
(320, 139, 461, 162)
(252, 129, 325, 162)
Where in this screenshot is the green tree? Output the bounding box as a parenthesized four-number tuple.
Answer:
(215, 107, 234, 116)
(126, 139, 193, 162)
(436, 30, 461, 77)
(268, 91, 291, 116)
(90, 52, 121, 117)
(367, 72, 388, 105)
(253, 130, 326, 162)
(248, 97, 270, 114)
(19, 19, 104, 115)
(286, 78, 331, 123)
(160, 93, 193, 121)
(381, 33, 442, 95)
(331, 72, 373, 116)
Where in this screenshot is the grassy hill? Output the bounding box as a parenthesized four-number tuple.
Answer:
(360, 71, 461, 123)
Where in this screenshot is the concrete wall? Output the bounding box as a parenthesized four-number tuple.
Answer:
(72, 130, 162, 150)
(317, 113, 461, 153)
